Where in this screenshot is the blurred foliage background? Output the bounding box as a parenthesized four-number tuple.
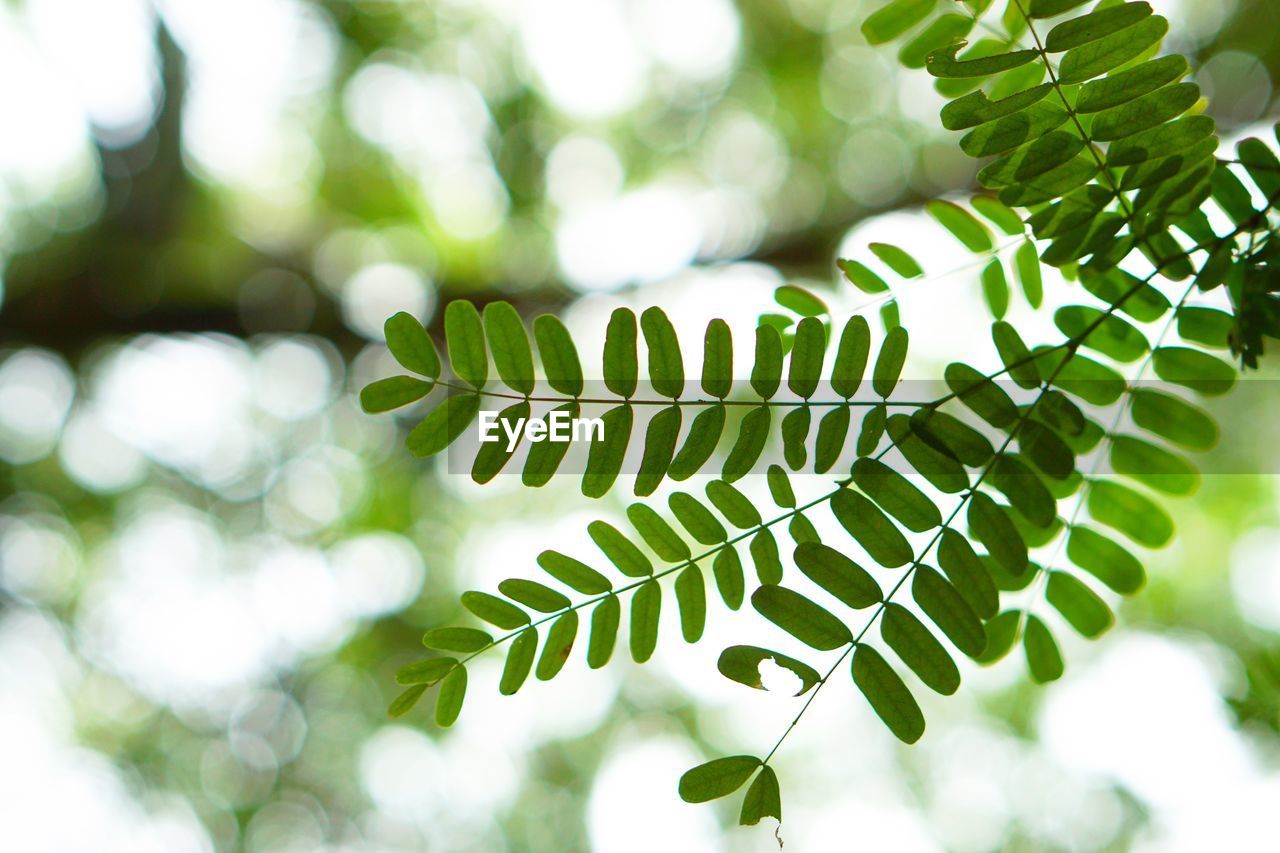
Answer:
(3, 0, 1280, 850)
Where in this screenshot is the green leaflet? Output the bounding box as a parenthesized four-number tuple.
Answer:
(396, 657, 457, 686)
(977, 131, 1086, 187)
(961, 100, 1070, 158)
(603, 308, 638, 398)
(1023, 615, 1064, 684)
(483, 301, 535, 395)
(582, 404, 633, 498)
(782, 407, 810, 470)
(388, 684, 428, 718)
(1210, 167, 1255, 234)
(1111, 435, 1198, 495)
(945, 362, 1017, 428)
(1130, 389, 1217, 451)
(968, 492, 1028, 576)
(702, 319, 733, 399)
(766, 464, 796, 508)
(675, 566, 707, 643)
(669, 404, 726, 480)
(886, 414, 970, 494)
(461, 590, 530, 630)
(630, 579, 662, 663)
(1088, 480, 1174, 548)
(739, 766, 782, 827)
(1094, 81, 1199, 142)
(941, 83, 1053, 131)
(537, 550, 612, 595)
(750, 531, 784, 586)
(913, 567, 986, 658)
(536, 612, 579, 681)
(1039, 390, 1087, 437)
(1018, 420, 1075, 481)
(972, 195, 1025, 235)
(1126, 138, 1213, 192)
(1029, 185, 1115, 237)
(873, 326, 909, 397)
(589, 520, 653, 577)
(794, 542, 882, 610)
(445, 300, 488, 389)
(723, 406, 771, 482)
(993, 321, 1041, 389)
(1190, 239, 1236, 291)
(989, 455, 1056, 529)
(1239, 136, 1280, 197)
(670, 492, 728, 545)
(1046, 572, 1114, 638)
(814, 406, 850, 474)
(881, 603, 960, 695)
(721, 645, 819, 691)
(851, 457, 941, 533)
(857, 403, 888, 456)
(1028, 0, 1090, 17)
(927, 200, 993, 252)
(1058, 15, 1169, 85)
(977, 610, 1021, 665)
(500, 628, 537, 695)
(1044, 2, 1154, 53)
(831, 317, 871, 398)
(1034, 347, 1127, 405)
(861, 0, 935, 45)
(1152, 346, 1235, 396)
(788, 317, 826, 399)
(385, 311, 441, 378)
(789, 514, 821, 546)
(851, 644, 924, 744)
(627, 503, 691, 563)
(751, 324, 785, 399)
(423, 627, 492, 653)
(472, 401, 529, 484)
(1080, 267, 1170, 323)
(911, 408, 994, 466)
(678, 756, 761, 804)
(523, 403, 578, 487)
(937, 528, 999, 619)
(838, 259, 890, 294)
(533, 315, 584, 397)
(775, 284, 827, 317)
(1066, 525, 1146, 593)
(981, 259, 1010, 319)
(752, 585, 853, 650)
(706, 480, 761, 528)
(499, 578, 571, 613)
(407, 392, 481, 457)
(997, 155, 1099, 207)
(900, 13, 973, 69)
(1076, 54, 1188, 113)
(635, 405, 681, 497)
(641, 307, 685, 399)
(361, 376, 433, 413)
(869, 242, 924, 278)
(1016, 240, 1044, 307)
(1172, 306, 1233, 348)
(587, 595, 620, 669)
(831, 489, 914, 568)
(1040, 211, 1125, 267)
(1054, 305, 1149, 362)
(926, 42, 1038, 79)
(1107, 115, 1217, 167)
(715, 546, 747, 609)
